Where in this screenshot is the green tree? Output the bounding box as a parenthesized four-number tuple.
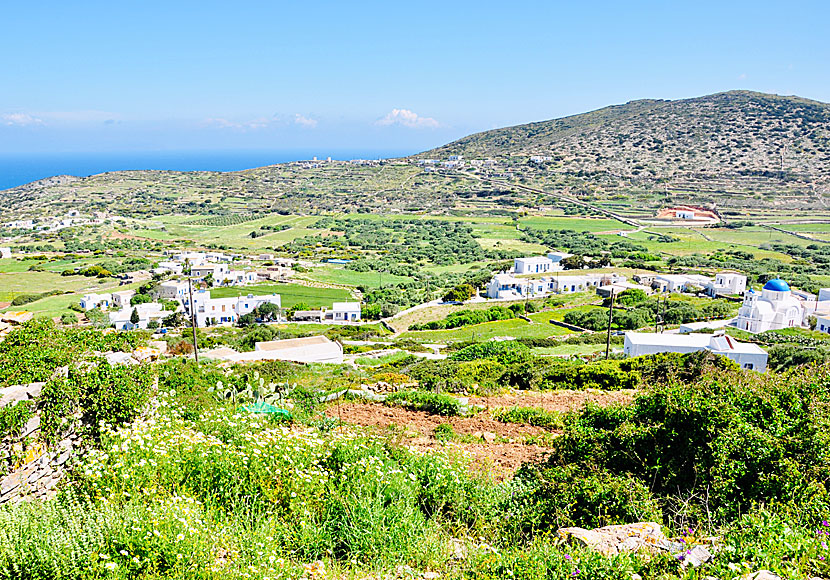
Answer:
(130, 308, 140, 325)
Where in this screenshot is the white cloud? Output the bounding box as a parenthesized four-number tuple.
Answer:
(2, 113, 44, 126)
(738, 73, 748, 80)
(294, 113, 318, 128)
(202, 116, 274, 130)
(376, 108, 439, 129)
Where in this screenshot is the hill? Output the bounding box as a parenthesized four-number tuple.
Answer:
(2, 91, 829, 222)
(426, 91, 830, 180)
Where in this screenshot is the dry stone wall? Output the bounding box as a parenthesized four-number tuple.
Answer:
(0, 381, 80, 504)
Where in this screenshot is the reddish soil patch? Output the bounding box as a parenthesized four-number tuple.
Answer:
(325, 391, 633, 479)
(469, 389, 634, 414)
(325, 403, 553, 480)
(0, 302, 11, 310)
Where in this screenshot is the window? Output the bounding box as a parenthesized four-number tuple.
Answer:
(743, 363, 754, 370)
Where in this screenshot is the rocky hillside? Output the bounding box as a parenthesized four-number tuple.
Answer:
(425, 91, 830, 183)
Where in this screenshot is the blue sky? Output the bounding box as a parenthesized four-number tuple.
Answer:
(2, 0, 828, 155)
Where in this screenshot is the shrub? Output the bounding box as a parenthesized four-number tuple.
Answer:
(492, 406, 564, 430)
(385, 390, 463, 416)
(503, 464, 663, 535)
(449, 341, 531, 365)
(0, 400, 33, 440)
(546, 364, 830, 523)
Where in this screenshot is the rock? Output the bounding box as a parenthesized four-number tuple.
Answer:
(0, 386, 29, 407)
(676, 544, 713, 568)
(422, 573, 440, 579)
(0, 474, 20, 496)
(449, 538, 468, 560)
(22, 415, 40, 438)
(558, 522, 676, 556)
(739, 572, 781, 580)
(481, 431, 496, 443)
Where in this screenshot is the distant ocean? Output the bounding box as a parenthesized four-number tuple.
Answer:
(0, 149, 413, 191)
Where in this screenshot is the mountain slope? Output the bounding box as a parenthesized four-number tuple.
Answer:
(425, 91, 830, 183)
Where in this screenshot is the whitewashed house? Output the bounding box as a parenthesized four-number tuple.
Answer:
(235, 294, 282, 317)
(655, 274, 712, 293)
(514, 256, 555, 275)
(0, 247, 11, 259)
(486, 273, 531, 299)
(80, 293, 112, 310)
(734, 279, 804, 333)
(159, 280, 190, 302)
(111, 290, 136, 309)
(819, 289, 830, 303)
(624, 331, 768, 372)
(706, 272, 747, 297)
(110, 303, 174, 330)
(816, 315, 830, 335)
(330, 302, 361, 322)
(155, 261, 184, 276)
(191, 264, 229, 284)
(547, 251, 573, 267)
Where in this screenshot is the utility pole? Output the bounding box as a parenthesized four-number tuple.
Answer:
(605, 290, 615, 360)
(660, 296, 668, 333)
(188, 277, 199, 364)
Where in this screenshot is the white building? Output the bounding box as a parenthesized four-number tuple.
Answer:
(155, 261, 184, 276)
(0, 247, 11, 259)
(186, 291, 283, 327)
(816, 315, 830, 335)
(706, 272, 747, 297)
(109, 303, 174, 330)
(624, 331, 768, 372)
(330, 302, 361, 322)
(235, 294, 282, 317)
(734, 279, 804, 333)
(818, 289, 830, 303)
(547, 251, 573, 266)
(553, 273, 626, 294)
(111, 290, 135, 309)
(80, 293, 112, 310)
(191, 264, 229, 283)
(656, 274, 713, 294)
(486, 272, 626, 299)
(159, 280, 190, 302)
(514, 256, 555, 275)
(486, 273, 532, 299)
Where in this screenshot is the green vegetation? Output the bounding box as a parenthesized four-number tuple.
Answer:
(491, 406, 564, 430)
(210, 283, 352, 309)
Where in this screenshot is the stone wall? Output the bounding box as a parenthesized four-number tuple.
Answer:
(0, 381, 80, 505)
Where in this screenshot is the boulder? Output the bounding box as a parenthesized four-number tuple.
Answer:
(739, 572, 781, 580)
(558, 522, 679, 556)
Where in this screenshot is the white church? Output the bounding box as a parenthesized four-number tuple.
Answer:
(734, 279, 804, 333)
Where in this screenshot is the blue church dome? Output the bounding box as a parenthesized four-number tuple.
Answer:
(763, 279, 790, 292)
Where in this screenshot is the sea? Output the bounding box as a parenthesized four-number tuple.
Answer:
(0, 149, 413, 191)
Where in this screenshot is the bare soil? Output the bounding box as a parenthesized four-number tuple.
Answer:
(324, 389, 633, 479)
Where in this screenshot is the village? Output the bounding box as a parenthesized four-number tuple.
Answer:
(3, 236, 829, 373)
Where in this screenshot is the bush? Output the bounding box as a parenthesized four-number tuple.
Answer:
(503, 464, 663, 535)
(546, 364, 830, 523)
(0, 400, 33, 440)
(40, 363, 154, 442)
(492, 406, 564, 430)
(385, 390, 464, 416)
(449, 341, 531, 365)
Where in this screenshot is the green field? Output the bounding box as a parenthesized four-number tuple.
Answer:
(134, 215, 325, 249)
(519, 216, 634, 232)
(209, 283, 353, 309)
(399, 316, 573, 343)
(298, 264, 412, 288)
